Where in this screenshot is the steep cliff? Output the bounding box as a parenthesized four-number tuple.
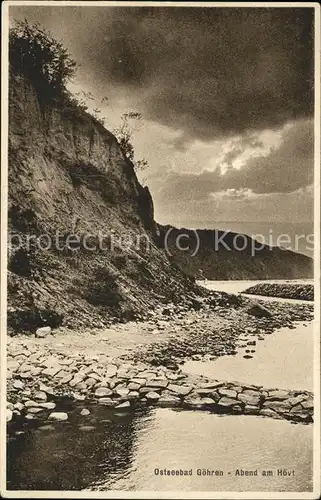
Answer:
(7, 70, 313, 333)
(7, 72, 201, 332)
(157, 225, 313, 280)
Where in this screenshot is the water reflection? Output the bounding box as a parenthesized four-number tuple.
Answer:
(7, 405, 313, 492)
(7, 401, 151, 490)
(183, 323, 313, 392)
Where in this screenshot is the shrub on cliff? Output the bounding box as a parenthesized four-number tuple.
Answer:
(113, 113, 149, 172)
(9, 19, 76, 98)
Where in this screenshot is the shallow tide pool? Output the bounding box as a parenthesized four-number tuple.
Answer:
(183, 322, 313, 392)
(7, 406, 313, 492)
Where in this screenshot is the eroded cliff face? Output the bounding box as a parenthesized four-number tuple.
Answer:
(7, 73, 200, 332)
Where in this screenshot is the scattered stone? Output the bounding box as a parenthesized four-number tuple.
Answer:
(39, 383, 54, 395)
(146, 391, 160, 401)
(29, 366, 42, 376)
(262, 400, 291, 412)
(24, 400, 39, 408)
(267, 390, 290, 400)
(301, 398, 313, 409)
(80, 408, 90, 416)
(69, 373, 86, 387)
(7, 360, 20, 371)
(84, 378, 96, 387)
(147, 380, 168, 389)
(27, 407, 43, 414)
(238, 392, 261, 406)
(79, 425, 95, 431)
(184, 397, 204, 409)
(218, 388, 238, 399)
(49, 412, 68, 421)
(244, 405, 259, 414)
(73, 394, 86, 401)
(199, 381, 224, 390)
(201, 397, 216, 405)
(38, 425, 55, 431)
(58, 358, 74, 366)
(168, 384, 192, 396)
(158, 393, 181, 406)
(35, 326, 51, 338)
(97, 398, 116, 406)
(13, 380, 24, 390)
(128, 382, 141, 391)
(42, 366, 61, 377)
(95, 387, 113, 398)
(34, 391, 47, 401)
(130, 378, 146, 386)
(290, 411, 312, 421)
(61, 374, 73, 384)
(6, 409, 13, 422)
(39, 402, 56, 410)
(217, 397, 239, 407)
(14, 402, 24, 411)
(195, 388, 214, 396)
(25, 413, 36, 420)
(260, 408, 281, 419)
(115, 401, 130, 409)
(115, 387, 130, 398)
(127, 391, 140, 399)
(288, 394, 308, 406)
(105, 364, 117, 377)
(55, 370, 71, 379)
(19, 363, 34, 373)
(75, 382, 87, 391)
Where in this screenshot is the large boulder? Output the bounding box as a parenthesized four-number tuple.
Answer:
(245, 302, 272, 318)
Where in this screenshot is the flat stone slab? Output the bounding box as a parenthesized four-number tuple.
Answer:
(238, 393, 261, 406)
(48, 412, 68, 421)
(199, 381, 225, 390)
(218, 388, 238, 398)
(168, 384, 192, 396)
(217, 397, 239, 407)
(146, 391, 161, 401)
(95, 387, 113, 398)
(266, 390, 290, 400)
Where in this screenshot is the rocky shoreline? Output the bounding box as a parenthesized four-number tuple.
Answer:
(243, 283, 314, 302)
(7, 353, 313, 426)
(7, 293, 314, 428)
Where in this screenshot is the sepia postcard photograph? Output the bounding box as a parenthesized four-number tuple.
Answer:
(1, 1, 320, 498)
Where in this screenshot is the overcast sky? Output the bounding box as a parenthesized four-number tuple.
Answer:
(9, 5, 315, 227)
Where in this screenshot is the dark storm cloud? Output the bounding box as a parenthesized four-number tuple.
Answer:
(158, 119, 313, 202)
(82, 7, 314, 141)
(10, 6, 314, 141)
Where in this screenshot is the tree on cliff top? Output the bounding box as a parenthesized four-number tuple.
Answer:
(9, 20, 148, 174)
(113, 113, 149, 172)
(9, 19, 76, 97)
